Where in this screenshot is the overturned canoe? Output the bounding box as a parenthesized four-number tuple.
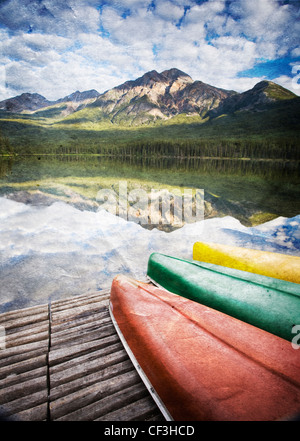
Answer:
(193, 241, 300, 283)
(147, 252, 300, 342)
(110, 274, 300, 421)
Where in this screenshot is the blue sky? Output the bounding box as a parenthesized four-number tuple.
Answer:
(0, 0, 299, 100)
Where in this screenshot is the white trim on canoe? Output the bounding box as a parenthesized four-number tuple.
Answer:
(109, 302, 174, 422)
(146, 275, 173, 293)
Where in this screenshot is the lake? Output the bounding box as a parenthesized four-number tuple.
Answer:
(0, 155, 299, 229)
(1, 154, 300, 312)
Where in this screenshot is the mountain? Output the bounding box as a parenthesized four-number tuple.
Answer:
(0, 89, 100, 118)
(0, 69, 298, 127)
(209, 80, 297, 117)
(0, 69, 237, 123)
(0, 93, 53, 113)
(38, 89, 100, 117)
(83, 68, 236, 124)
(56, 89, 100, 103)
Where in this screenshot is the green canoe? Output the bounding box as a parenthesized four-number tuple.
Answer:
(147, 253, 300, 342)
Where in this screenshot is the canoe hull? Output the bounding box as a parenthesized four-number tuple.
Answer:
(193, 241, 300, 283)
(110, 275, 300, 421)
(147, 253, 300, 342)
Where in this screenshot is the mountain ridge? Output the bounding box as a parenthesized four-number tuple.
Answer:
(86, 68, 238, 124)
(209, 79, 297, 117)
(0, 92, 53, 113)
(0, 68, 297, 125)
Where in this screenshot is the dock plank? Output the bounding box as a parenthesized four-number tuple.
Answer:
(50, 309, 109, 334)
(50, 359, 133, 401)
(12, 402, 48, 421)
(50, 369, 141, 420)
(0, 340, 49, 366)
(50, 347, 127, 388)
(0, 365, 47, 388)
(0, 389, 48, 418)
(57, 383, 150, 421)
(0, 289, 164, 421)
(96, 396, 162, 421)
(50, 320, 114, 348)
(0, 304, 49, 324)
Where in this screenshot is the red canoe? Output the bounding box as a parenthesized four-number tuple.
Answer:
(109, 274, 300, 421)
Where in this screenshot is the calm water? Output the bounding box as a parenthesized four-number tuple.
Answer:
(0, 155, 299, 227)
(1, 154, 300, 311)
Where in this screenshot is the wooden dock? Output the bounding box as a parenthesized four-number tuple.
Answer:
(0, 289, 165, 421)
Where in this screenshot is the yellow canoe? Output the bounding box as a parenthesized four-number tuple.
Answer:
(193, 242, 300, 284)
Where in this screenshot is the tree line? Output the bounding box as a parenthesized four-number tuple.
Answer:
(52, 138, 300, 160)
(1, 134, 300, 160)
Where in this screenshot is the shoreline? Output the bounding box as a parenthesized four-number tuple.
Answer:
(1, 153, 300, 163)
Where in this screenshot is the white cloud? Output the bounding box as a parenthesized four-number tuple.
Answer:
(291, 47, 300, 58)
(274, 73, 300, 96)
(184, 1, 225, 25)
(1, 34, 69, 67)
(209, 36, 257, 71)
(155, 1, 185, 22)
(211, 76, 267, 94)
(228, 0, 300, 57)
(0, 0, 101, 36)
(0, 0, 299, 101)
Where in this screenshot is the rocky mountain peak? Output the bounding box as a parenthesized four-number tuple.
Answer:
(57, 89, 100, 103)
(161, 68, 193, 82)
(252, 80, 272, 90)
(0, 92, 53, 112)
(209, 78, 296, 117)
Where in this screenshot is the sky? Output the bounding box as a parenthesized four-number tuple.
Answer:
(0, 0, 299, 101)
